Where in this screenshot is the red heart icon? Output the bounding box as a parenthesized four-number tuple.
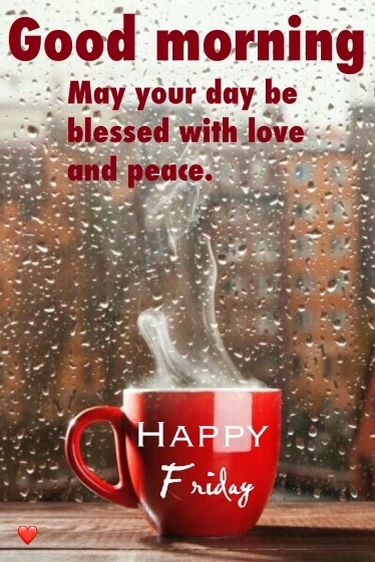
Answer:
(18, 526, 38, 545)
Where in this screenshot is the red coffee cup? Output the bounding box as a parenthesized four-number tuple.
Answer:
(65, 388, 281, 537)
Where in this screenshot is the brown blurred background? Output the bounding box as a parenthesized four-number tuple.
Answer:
(0, 95, 374, 501)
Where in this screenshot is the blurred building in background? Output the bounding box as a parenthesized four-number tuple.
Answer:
(0, 86, 374, 500)
(349, 104, 375, 316)
(212, 139, 286, 386)
(285, 150, 362, 414)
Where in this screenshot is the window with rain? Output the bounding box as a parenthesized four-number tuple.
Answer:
(0, 0, 374, 504)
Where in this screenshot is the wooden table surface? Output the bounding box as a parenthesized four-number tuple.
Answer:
(0, 501, 374, 561)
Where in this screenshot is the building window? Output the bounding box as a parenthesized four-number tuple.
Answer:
(223, 274, 246, 297)
(331, 236, 350, 257)
(256, 312, 279, 334)
(292, 354, 302, 376)
(217, 239, 247, 264)
(296, 311, 314, 330)
(294, 201, 317, 220)
(329, 162, 348, 185)
(294, 163, 314, 183)
(254, 238, 279, 263)
(330, 200, 351, 222)
(293, 235, 315, 258)
(329, 311, 348, 331)
(295, 273, 315, 294)
(252, 157, 268, 184)
(327, 272, 349, 294)
(323, 354, 334, 379)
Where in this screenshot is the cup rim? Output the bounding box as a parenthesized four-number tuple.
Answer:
(123, 387, 281, 394)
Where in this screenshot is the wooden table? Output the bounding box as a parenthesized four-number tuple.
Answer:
(0, 502, 374, 561)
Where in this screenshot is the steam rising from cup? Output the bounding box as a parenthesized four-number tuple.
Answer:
(135, 122, 265, 389)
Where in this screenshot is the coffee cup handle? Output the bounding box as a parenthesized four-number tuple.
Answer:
(65, 406, 138, 507)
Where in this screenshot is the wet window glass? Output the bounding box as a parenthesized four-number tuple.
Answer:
(0, 0, 374, 505)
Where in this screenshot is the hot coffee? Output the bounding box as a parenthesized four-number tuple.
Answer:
(65, 387, 281, 537)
